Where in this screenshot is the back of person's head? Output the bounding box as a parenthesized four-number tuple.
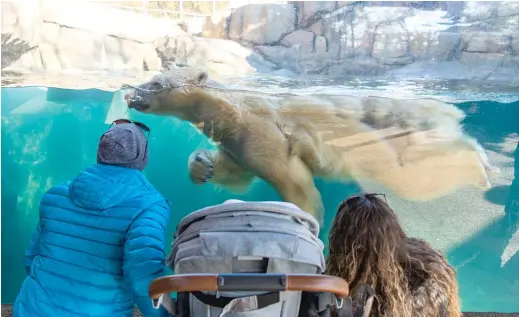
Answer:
(326, 193, 412, 317)
(97, 123, 148, 171)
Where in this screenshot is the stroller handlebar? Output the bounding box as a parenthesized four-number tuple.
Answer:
(149, 273, 350, 299)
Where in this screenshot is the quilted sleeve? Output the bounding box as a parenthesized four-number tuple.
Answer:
(24, 220, 43, 274)
(123, 198, 171, 317)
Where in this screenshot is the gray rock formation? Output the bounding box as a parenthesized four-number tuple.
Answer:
(220, 1, 519, 83)
(1, 0, 274, 76)
(2, 1, 519, 84)
(155, 34, 275, 75)
(228, 3, 296, 45)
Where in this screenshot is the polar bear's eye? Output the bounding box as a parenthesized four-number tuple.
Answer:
(149, 82, 163, 90)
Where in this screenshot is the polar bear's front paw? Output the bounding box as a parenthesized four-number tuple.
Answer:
(188, 151, 214, 184)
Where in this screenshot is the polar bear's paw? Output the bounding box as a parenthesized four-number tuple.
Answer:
(188, 150, 214, 184)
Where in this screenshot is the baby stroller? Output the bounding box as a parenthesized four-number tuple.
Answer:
(149, 200, 375, 317)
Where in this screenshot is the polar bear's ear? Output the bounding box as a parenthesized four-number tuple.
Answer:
(193, 71, 208, 86)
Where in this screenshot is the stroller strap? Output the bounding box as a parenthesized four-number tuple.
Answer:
(192, 291, 280, 309)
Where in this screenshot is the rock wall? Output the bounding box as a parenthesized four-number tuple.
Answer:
(1, 0, 275, 77)
(209, 1, 519, 82)
(3, 1, 519, 83)
(2, 1, 169, 71)
(200, 1, 519, 81)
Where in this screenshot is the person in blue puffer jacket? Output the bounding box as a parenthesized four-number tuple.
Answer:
(13, 119, 171, 317)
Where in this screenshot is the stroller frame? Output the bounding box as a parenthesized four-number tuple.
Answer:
(149, 273, 374, 317)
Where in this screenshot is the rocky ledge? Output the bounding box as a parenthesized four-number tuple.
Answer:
(2, 1, 519, 85)
(214, 1, 519, 84)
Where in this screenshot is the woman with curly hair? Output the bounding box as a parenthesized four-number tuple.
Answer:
(326, 193, 462, 317)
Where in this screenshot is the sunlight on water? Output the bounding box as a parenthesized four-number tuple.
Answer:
(1, 78, 518, 313)
(226, 75, 519, 104)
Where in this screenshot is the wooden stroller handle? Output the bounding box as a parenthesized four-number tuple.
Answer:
(287, 274, 349, 298)
(149, 273, 349, 299)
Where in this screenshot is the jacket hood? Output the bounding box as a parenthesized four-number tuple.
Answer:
(69, 164, 154, 210)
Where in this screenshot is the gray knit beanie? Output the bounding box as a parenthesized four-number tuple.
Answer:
(97, 123, 148, 171)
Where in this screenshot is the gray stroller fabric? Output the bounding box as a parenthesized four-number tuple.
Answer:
(168, 199, 326, 317)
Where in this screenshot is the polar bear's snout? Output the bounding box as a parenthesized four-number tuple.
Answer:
(124, 79, 167, 111)
(125, 89, 151, 111)
(125, 92, 147, 111)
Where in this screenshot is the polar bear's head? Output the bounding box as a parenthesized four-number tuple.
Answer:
(125, 67, 209, 117)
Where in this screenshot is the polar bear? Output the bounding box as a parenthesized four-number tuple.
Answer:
(124, 67, 498, 220)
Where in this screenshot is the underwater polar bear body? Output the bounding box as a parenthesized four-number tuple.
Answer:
(125, 67, 497, 220)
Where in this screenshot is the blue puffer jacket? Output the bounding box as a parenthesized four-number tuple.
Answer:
(13, 164, 171, 317)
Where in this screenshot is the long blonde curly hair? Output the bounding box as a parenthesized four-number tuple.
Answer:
(326, 194, 462, 317)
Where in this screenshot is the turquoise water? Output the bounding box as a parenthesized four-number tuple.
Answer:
(1, 84, 518, 313)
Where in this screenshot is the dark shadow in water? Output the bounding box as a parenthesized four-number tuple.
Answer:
(447, 215, 519, 312)
(456, 100, 519, 158)
(453, 101, 519, 312)
(485, 185, 512, 206)
(0, 126, 31, 303)
(0, 179, 22, 303)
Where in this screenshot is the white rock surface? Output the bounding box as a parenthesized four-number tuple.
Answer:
(228, 3, 296, 45)
(281, 30, 315, 48)
(2, 0, 519, 83)
(1, 0, 273, 75)
(462, 32, 512, 54)
(371, 21, 411, 65)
